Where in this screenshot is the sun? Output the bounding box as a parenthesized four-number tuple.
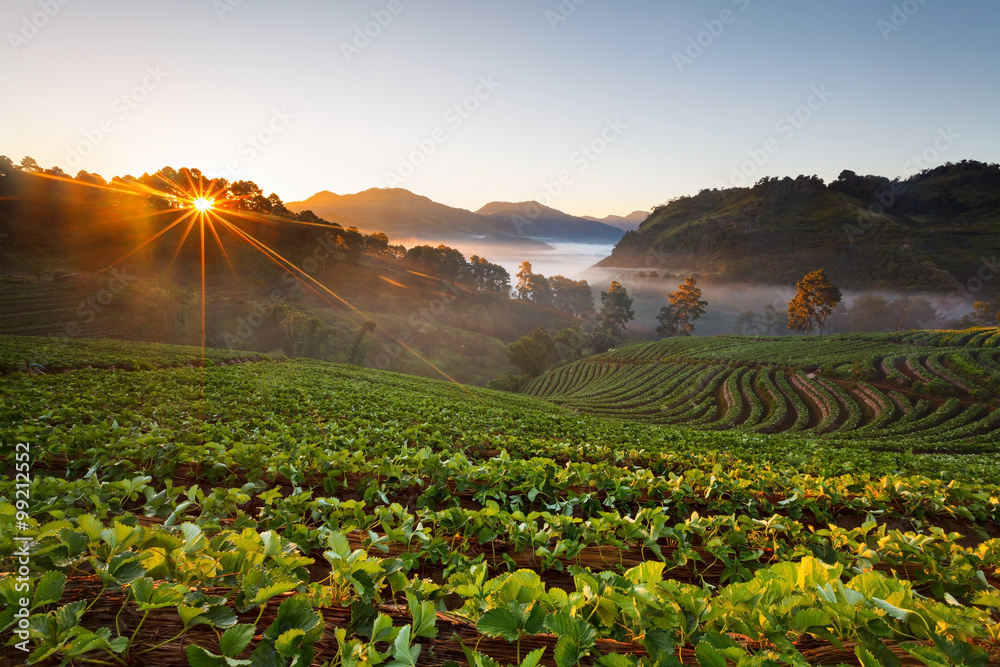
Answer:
(192, 197, 214, 212)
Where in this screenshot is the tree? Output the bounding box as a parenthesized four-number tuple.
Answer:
(507, 327, 557, 377)
(848, 293, 894, 332)
(349, 320, 377, 365)
(549, 276, 594, 317)
(514, 261, 550, 304)
(656, 304, 680, 338)
(598, 281, 634, 338)
(468, 255, 511, 295)
(786, 269, 842, 335)
(662, 276, 707, 336)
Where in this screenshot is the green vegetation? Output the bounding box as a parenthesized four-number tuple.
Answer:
(600, 161, 1000, 292)
(0, 159, 585, 386)
(2, 335, 999, 666)
(786, 269, 842, 335)
(523, 329, 1000, 454)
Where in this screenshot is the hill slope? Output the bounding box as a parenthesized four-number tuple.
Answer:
(522, 328, 1000, 451)
(583, 210, 647, 231)
(599, 161, 1000, 291)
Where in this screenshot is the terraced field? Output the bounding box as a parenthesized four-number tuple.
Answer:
(2, 336, 999, 666)
(523, 329, 1000, 453)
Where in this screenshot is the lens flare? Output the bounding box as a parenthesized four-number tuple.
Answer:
(193, 197, 214, 211)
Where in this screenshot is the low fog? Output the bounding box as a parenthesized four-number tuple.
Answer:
(586, 267, 981, 338)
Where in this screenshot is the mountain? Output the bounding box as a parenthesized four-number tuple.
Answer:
(288, 189, 625, 245)
(476, 201, 624, 243)
(583, 210, 647, 231)
(597, 161, 1000, 291)
(287, 188, 512, 241)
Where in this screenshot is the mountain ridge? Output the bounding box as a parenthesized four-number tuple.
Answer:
(287, 189, 625, 245)
(597, 160, 999, 291)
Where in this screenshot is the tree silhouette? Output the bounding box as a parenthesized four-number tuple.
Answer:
(598, 280, 634, 338)
(660, 276, 707, 336)
(514, 261, 550, 304)
(787, 269, 842, 335)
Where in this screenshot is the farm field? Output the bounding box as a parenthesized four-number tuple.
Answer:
(1, 335, 999, 666)
(523, 329, 1000, 455)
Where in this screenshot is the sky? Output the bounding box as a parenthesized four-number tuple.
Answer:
(1, 0, 998, 218)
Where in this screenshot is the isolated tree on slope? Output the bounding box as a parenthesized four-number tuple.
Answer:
(787, 269, 842, 335)
(598, 280, 634, 338)
(660, 276, 707, 336)
(507, 327, 557, 377)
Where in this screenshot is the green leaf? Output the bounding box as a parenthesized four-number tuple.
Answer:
(407, 594, 438, 640)
(855, 644, 880, 667)
(202, 604, 239, 629)
(900, 643, 950, 667)
(275, 628, 307, 657)
(371, 613, 397, 644)
(327, 532, 352, 560)
(252, 579, 300, 606)
(131, 577, 154, 605)
(597, 655, 635, 667)
(792, 608, 832, 630)
(263, 595, 324, 644)
(181, 522, 208, 554)
(388, 624, 420, 667)
(477, 606, 520, 642)
(31, 571, 67, 608)
(220, 624, 257, 658)
(521, 647, 545, 667)
(695, 641, 727, 667)
(108, 552, 146, 585)
(76, 514, 103, 541)
(872, 597, 914, 623)
(553, 637, 580, 667)
(178, 604, 207, 628)
(187, 644, 227, 667)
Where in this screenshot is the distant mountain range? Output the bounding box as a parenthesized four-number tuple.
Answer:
(476, 201, 625, 243)
(582, 210, 647, 231)
(286, 189, 628, 245)
(598, 160, 1000, 291)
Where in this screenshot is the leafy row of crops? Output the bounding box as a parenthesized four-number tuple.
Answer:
(522, 330, 1000, 452)
(2, 336, 999, 666)
(0, 334, 277, 374)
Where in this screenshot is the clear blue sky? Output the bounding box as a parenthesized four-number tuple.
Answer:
(2, 0, 997, 217)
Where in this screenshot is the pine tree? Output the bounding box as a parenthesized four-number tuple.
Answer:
(661, 276, 707, 336)
(786, 269, 842, 335)
(598, 281, 634, 338)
